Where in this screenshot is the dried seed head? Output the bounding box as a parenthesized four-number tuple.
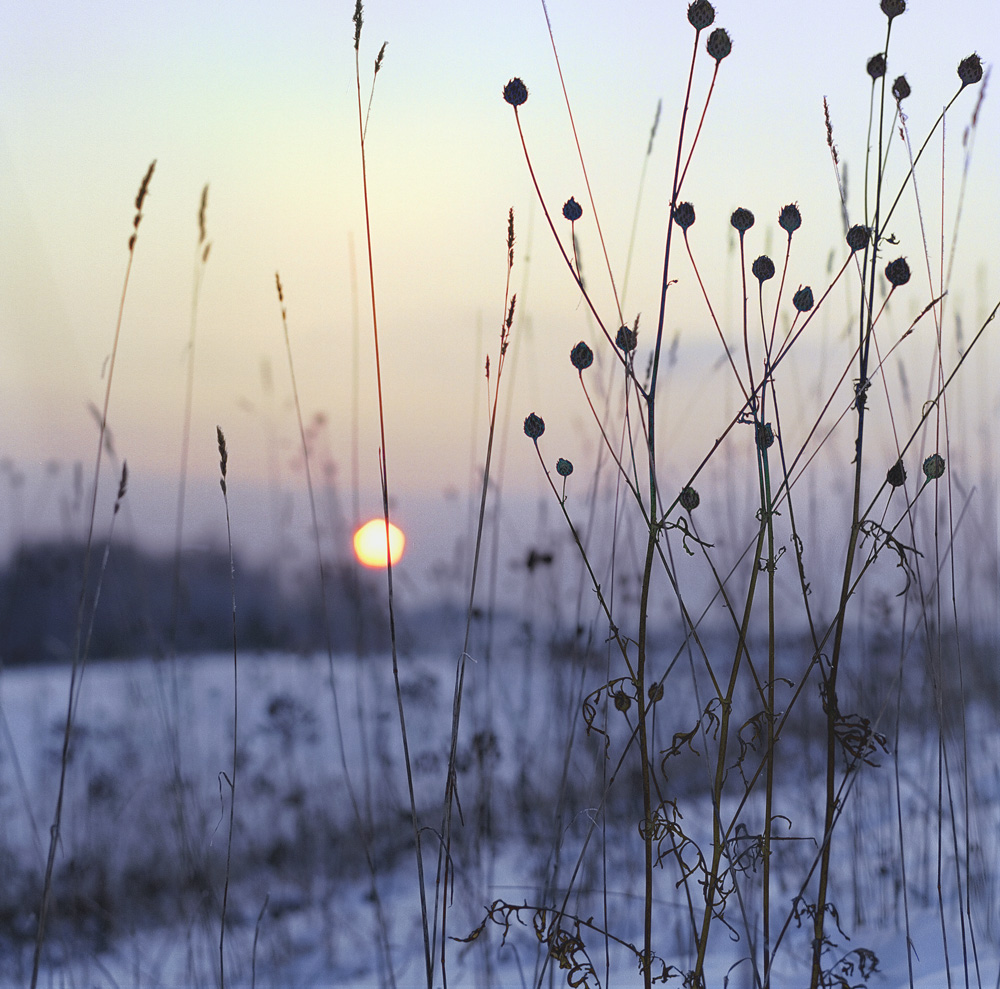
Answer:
(523, 412, 545, 439)
(562, 197, 582, 221)
(503, 78, 528, 107)
(892, 75, 911, 101)
(957, 53, 983, 88)
(867, 53, 887, 80)
(706, 27, 732, 62)
(793, 286, 815, 312)
(846, 224, 871, 252)
(648, 682, 664, 702)
(679, 486, 700, 511)
(887, 459, 906, 487)
(885, 257, 911, 287)
(614, 690, 632, 712)
(673, 201, 696, 231)
(752, 255, 775, 283)
(570, 340, 594, 370)
(730, 207, 754, 233)
(616, 325, 637, 352)
(687, 0, 715, 30)
(880, 0, 906, 20)
(556, 458, 574, 477)
(778, 203, 801, 235)
(756, 422, 775, 450)
(922, 453, 945, 480)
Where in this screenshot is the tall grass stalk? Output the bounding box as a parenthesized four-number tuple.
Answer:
(30, 160, 155, 989)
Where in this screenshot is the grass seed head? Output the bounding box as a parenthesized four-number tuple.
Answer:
(503, 78, 528, 107)
(706, 28, 732, 62)
(562, 197, 582, 221)
(922, 453, 945, 480)
(687, 1, 715, 31)
(881, 0, 906, 20)
(958, 53, 983, 88)
(570, 341, 594, 370)
(867, 53, 887, 80)
(731, 207, 754, 233)
(679, 486, 700, 511)
(673, 202, 696, 231)
(846, 224, 871, 252)
(793, 286, 815, 312)
(352, 0, 362, 50)
(885, 257, 911, 286)
(523, 413, 545, 439)
(752, 255, 775, 283)
(887, 459, 907, 487)
(615, 325, 637, 352)
(778, 203, 801, 235)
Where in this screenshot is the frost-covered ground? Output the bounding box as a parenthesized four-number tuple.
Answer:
(1, 643, 997, 988)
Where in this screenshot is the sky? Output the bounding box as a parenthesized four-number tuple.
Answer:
(1, 0, 997, 597)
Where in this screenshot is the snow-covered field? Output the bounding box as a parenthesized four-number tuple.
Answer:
(2, 642, 997, 988)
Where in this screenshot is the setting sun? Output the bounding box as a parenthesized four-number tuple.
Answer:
(353, 519, 405, 568)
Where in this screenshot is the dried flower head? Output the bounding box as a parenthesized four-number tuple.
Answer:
(570, 340, 594, 370)
(756, 422, 775, 450)
(752, 255, 775, 283)
(503, 78, 528, 107)
(673, 201, 696, 231)
(614, 690, 632, 712)
(922, 453, 945, 480)
(867, 53, 887, 80)
(892, 75, 911, 100)
(648, 682, 664, 702)
(885, 257, 911, 287)
(706, 28, 732, 62)
(562, 197, 582, 221)
(556, 458, 574, 477)
(731, 207, 755, 233)
(887, 459, 906, 487)
(779, 203, 801, 235)
(793, 286, 815, 312)
(957, 53, 983, 88)
(523, 412, 545, 439)
(687, 0, 715, 30)
(846, 224, 871, 252)
(679, 486, 700, 511)
(616, 325, 637, 352)
(881, 0, 906, 20)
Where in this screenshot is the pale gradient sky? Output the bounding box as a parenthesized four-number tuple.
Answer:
(1, 0, 996, 586)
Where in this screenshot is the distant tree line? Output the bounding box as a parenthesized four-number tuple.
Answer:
(0, 540, 388, 665)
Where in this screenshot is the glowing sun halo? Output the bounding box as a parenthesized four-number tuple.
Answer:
(353, 519, 406, 568)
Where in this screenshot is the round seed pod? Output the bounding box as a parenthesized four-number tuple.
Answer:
(731, 207, 755, 233)
(523, 412, 545, 439)
(958, 54, 983, 88)
(616, 325, 637, 352)
(867, 53, 887, 80)
(503, 78, 528, 107)
(706, 28, 732, 62)
(887, 459, 906, 487)
(881, 0, 906, 20)
(752, 255, 775, 283)
(673, 201, 696, 231)
(922, 453, 945, 480)
(648, 682, 664, 703)
(614, 690, 632, 713)
(556, 458, 574, 477)
(562, 197, 582, 221)
(885, 257, 911, 287)
(679, 486, 700, 511)
(570, 340, 594, 370)
(687, 0, 715, 30)
(892, 75, 911, 101)
(846, 224, 870, 253)
(779, 203, 801, 235)
(756, 422, 775, 450)
(793, 286, 815, 312)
